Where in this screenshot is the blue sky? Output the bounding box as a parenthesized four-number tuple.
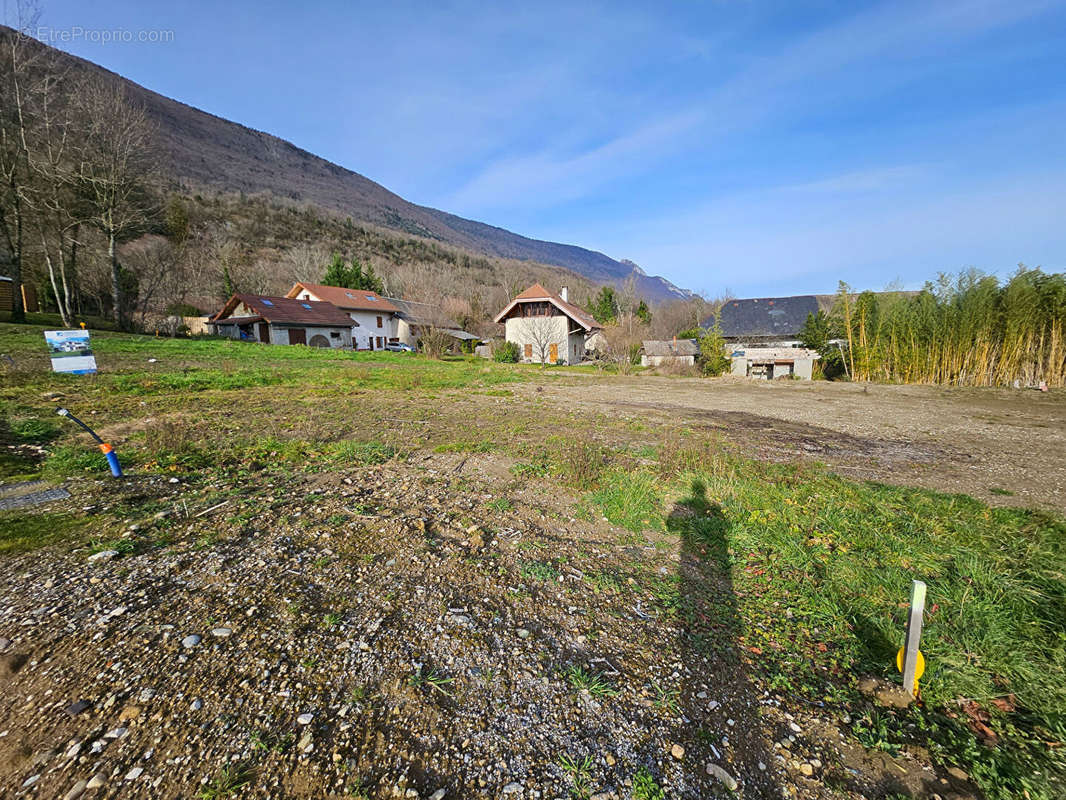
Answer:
(15, 0, 1066, 297)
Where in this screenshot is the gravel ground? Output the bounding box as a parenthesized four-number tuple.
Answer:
(0, 453, 971, 800)
(531, 375, 1066, 512)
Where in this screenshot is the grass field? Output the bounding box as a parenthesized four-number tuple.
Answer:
(1, 321, 1064, 799)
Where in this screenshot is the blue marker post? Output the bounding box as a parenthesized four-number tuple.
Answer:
(56, 407, 124, 477)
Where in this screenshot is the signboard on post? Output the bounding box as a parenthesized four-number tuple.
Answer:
(44, 330, 97, 375)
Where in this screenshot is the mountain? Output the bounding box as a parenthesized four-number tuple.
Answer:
(8, 27, 690, 303)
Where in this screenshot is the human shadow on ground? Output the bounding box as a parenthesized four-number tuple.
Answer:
(667, 478, 780, 798)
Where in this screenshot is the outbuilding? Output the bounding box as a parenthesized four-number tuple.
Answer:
(729, 346, 820, 380)
(210, 294, 354, 348)
(641, 339, 699, 367)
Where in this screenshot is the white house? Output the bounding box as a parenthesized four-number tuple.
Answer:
(286, 283, 399, 350)
(494, 283, 602, 365)
(210, 294, 354, 348)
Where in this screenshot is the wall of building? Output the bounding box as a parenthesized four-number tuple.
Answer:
(567, 332, 586, 365)
(505, 315, 573, 364)
(396, 319, 419, 348)
(642, 354, 696, 367)
(346, 309, 395, 349)
(268, 325, 352, 348)
(291, 288, 394, 350)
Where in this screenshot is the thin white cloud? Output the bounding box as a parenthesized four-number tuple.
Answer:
(438, 0, 1055, 216)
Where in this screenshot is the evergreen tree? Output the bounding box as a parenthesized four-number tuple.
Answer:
(322, 253, 350, 287)
(221, 264, 237, 298)
(322, 253, 385, 293)
(586, 286, 619, 324)
(635, 299, 652, 324)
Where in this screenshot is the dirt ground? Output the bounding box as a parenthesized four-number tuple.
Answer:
(529, 374, 1066, 512)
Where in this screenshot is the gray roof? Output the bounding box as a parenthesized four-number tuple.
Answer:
(444, 329, 480, 341)
(385, 297, 459, 329)
(642, 339, 699, 357)
(710, 296, 820, 339)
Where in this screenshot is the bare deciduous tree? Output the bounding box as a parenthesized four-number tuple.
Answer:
(519, 314, 562, 367)
(73, 82, 157, 328)
(601, 312, 647, 374)
(26, 60, 81, 325)
(418, 325, 452, 359)
(0, 4, 44, 322)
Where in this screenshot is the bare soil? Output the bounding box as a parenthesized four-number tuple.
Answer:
(531, 375, 1066, 512)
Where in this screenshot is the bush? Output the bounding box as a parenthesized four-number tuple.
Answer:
(493, 340, 520, 363)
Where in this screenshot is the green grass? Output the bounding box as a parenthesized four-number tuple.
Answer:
(587, 469, 663, 532)
(330, 440, 400, 466)
(563, 664, 618, 698)
(0, 512, 89, 554)
(585, 457, 1066, 800)
(2, 321, 1064, 797)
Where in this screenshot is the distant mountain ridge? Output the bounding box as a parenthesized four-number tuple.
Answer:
(10, 27, 690, 303)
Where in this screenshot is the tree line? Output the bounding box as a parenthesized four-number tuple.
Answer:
(1, 21, 166, 329)
(800, 267, 1066, 387)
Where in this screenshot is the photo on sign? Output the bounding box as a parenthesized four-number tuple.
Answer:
(44, 330, 97, 375)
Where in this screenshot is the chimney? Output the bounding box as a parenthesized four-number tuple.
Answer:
(560, 287, 569, 302)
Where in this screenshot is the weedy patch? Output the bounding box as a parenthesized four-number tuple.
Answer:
(198, 762, 255, 799)
(0, 512, 89, 555)
(409, 668, 456, 699)
(433, 439, 495, 454)
(630, 766, 665, 800)
(519, 560, 558, 581)
(558, 753, 594, 800)
(563, 665, 618, 698)
(587, 470, 663, 532)
(330, 440, 400, 466)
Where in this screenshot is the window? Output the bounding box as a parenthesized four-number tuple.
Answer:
(330, 331, 340, 339)
(376, 316, 382, 328)
(524, 343, 532, 358)
(520, 301, 552, 317)
(260, 298, 274, 306)
(376, 336, 383, 348)
(301, 303, 312, 310)
(345, 292, 355, 299)
(365, 295, 377, 301)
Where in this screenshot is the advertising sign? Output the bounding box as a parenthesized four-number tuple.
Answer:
(44, 330, 97, 375)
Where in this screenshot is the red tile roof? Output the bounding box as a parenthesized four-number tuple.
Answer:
(493, 284, 601, 330)
(286, 283, 399, 313)
(211, 294, 354, 326)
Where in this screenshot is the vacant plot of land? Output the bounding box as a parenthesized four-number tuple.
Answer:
(1, 325, 1063, 800)
(532, 374, 1066, 512)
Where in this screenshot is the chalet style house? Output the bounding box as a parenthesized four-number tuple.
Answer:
(494, 284, 601, 365)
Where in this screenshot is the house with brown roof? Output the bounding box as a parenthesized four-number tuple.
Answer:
(494, 284, 602, 365)
(209, 294, 354, 348)
(286, 283, 399, 350)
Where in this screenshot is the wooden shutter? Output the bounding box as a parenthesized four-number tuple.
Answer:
(524, 343, 532, 358)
